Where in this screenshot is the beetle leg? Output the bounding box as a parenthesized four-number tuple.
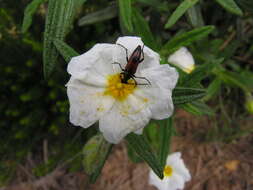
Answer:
(116, 43, 129, 62)
(133, 75, 151, 85)
(112, 62, 125, 71)
(139, 44, 145, 63)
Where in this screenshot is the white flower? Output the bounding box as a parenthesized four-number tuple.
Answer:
(168, 47, 195, 74)
(66, 36, 178, 144)
(149, 152, 191, 190)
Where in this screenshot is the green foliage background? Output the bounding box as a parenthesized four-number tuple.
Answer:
(0, 0, 253, 185)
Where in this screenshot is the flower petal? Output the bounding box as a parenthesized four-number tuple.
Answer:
(167, 174, 185, 190)
(133, 64, 178, 120)
(67, 78, 114, 128)
(133, 87, 174, 120)
(99, 95, 152, 143)
(149, 168, 187, 190)
(149, 169, 168, 190)
(140, 64, 179, 90)
(67, 44, 116, 84)
(167, 152, 191, 182)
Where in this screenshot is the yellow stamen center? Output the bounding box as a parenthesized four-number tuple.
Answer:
(104, 73, 136, 101)
(183, 64, 195, 74)
(163, 165, 173, 177)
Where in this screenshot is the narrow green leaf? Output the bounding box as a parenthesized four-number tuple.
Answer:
(125, 133, 163, 179)
(132, 8, 159, 50)
(215, 0, 243, 16)
(217, 71, 253, 92)
(23, 37, 43, 52)
(179, 101, 215, 115)
(76, 0, 87, 7)
(161, 26, 215, 56)
(78, 5, 117, 26)
(127, 143, 142, 163)
(53, 40, 79, 62)
(43, 0, 81, 79)
(158, 118, 173, 168)
(172, 87, 206, 105)
(203, 78, 222, 101)
(237, 0, 253, 12)
(186, 4, 204, 28)
(136, 0, 170, 11)
(165, 0, 199, 29)
(118, 0, 133, 32)
(89, 144, 113, 183)
(22, 0, 46, 33)
(82, 134, 113, 183)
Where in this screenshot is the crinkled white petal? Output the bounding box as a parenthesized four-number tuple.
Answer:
(99, 94, 152, 144)
(67, 78, 114, 128)
(167, 174, 185, 190)
(150, 171, 185, 190)
(113, 36, 160, 75)
(67, 44, 116, 84)
(133, 87, 173, 120)
(134, 64, 178, 120)
(167, 152, 191, 182)
(149, 152, 191, 190)
(168, 47, 195, 73)
(140, 64, 178, 90)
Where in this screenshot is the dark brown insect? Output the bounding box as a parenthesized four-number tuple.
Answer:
(113, 43, 151, 85)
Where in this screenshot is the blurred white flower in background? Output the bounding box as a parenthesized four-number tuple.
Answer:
(66, 36, 178, 144)
(168, 47, 195, 74)
(149, 152, 191, 190)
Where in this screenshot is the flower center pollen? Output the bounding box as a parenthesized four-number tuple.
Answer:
(104, 73, 136, 101)
(163, 165, 173, 177)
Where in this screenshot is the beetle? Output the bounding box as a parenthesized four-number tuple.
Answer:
(113, 43, 151, 85)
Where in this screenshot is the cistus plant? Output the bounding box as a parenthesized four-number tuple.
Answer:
(1, 0, 252, 187)
(23, 0, 253, 184)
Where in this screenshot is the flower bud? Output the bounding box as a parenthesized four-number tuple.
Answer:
(168, 47, 195, 74)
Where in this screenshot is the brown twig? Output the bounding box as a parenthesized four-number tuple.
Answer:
(233, 56, 253, 65)
(43, 139, 49, 165)
(219, 31, 236, 51)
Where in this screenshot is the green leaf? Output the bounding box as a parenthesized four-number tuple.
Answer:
(237, 0, 253, 12)
(125, 133, 163, 179)
(186, 4, 204, 28)
(158, 118, 173, 168)
(118, 0, 133, 32)
(43, 0, 83, 79)
(217, 71, 253, 92)
(179, 101, 215, 115)
(132, 8, 159, 50)
(53, 39, 79, 62)
(82, 134, 113, 183)
(215, 0, 243, 16)
(135, 0, 169, 11)
(161, 26, 215, 56)
(203, 78, 222, 101)
(22, 0, 46, 33)
(165, 0, 199, 29)
(172, 87, 206, 105)
(127, 143, 143, 163)
(78, 4, 117, 26)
